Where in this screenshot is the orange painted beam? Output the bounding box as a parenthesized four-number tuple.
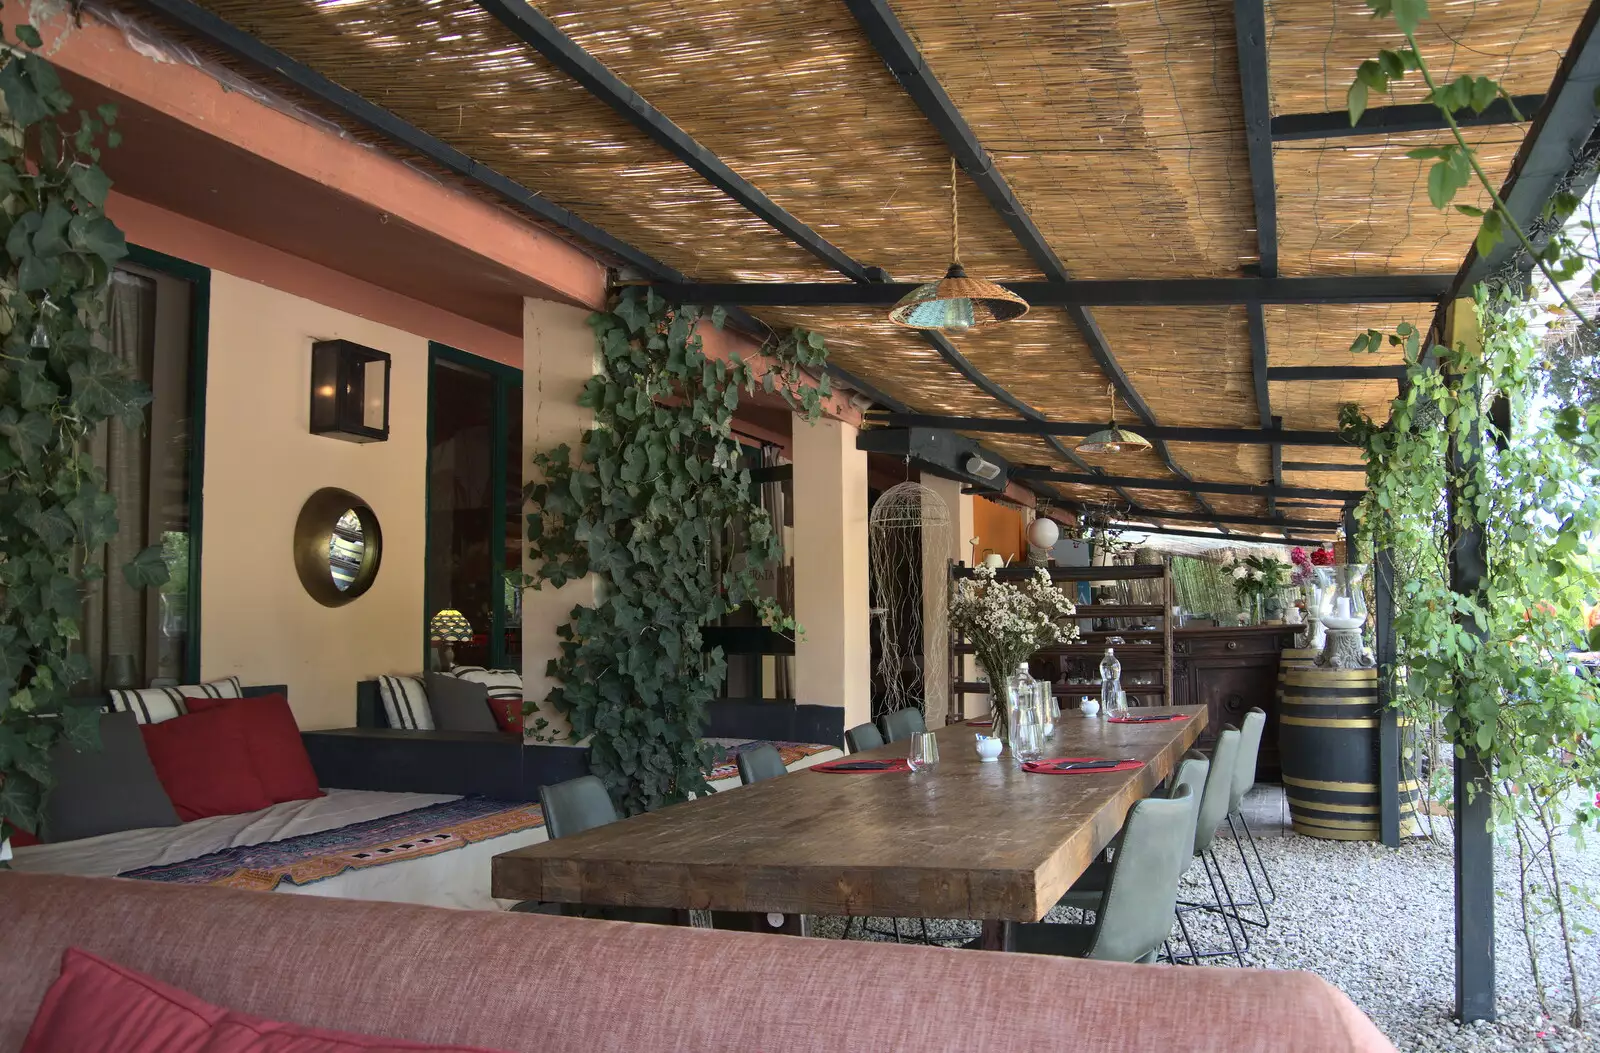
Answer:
(12, 5, 607, 311)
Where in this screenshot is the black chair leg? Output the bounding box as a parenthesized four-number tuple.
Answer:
(1226, 814, 1272, 929)
(1239, 812, 1277, 904)
(1201, 850, 1250, 965)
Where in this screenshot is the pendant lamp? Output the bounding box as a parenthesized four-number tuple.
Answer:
(889, 158, 1029, 334)
(1076, 386, 1151, 455)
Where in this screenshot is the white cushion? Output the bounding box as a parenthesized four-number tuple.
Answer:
(105, 676, 243, 725)
(376, 674, 434, 731)
(451, 668, 522, 700)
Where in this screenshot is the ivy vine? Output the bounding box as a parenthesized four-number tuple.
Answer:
(523, 288, 828, 815)
(1342, 289, 1599, 1025)
(0, 22, 168, 845)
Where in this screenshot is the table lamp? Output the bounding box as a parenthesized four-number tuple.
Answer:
(429, 609, 473, 671)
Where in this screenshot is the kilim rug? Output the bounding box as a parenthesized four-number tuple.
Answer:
(703, 741, 837, 782)
(120, 797, 545, 892)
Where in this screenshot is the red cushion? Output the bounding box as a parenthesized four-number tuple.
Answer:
(140, 709, 274, 822)
(23, 948, 511, 1052)
(186, 695, 323, 805)
(8, 828, 40, 847)
(487, 697, 523, 736)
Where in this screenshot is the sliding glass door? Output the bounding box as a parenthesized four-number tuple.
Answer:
(425, 344, 522, 670)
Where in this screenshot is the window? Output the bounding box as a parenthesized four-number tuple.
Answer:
(425, 344, 522, 670)
(80, 249, 208, 691)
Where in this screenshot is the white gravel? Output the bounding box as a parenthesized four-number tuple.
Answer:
(811, 789, 1600, 1052)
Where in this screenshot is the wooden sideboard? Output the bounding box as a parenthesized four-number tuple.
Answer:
(1170, 624, 1298, 780)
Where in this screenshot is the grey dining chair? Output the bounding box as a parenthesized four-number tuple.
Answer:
(1172, 725, 1248, 966)
(1055, 752, 1211, 917)
(534, 775, 677, 925)
(737, 743, 786, 785)
(1007, 785, 1198, 963)
(845, 722, 885, 753)
(1225, 708, 1275, 927)
(879, 707, 926, 743)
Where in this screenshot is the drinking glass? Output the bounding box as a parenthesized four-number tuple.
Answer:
(907, 731, 940, 770)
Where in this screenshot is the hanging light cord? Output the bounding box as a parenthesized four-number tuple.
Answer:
(950, 155, 960, 267)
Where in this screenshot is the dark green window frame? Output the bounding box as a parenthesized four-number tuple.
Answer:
(124, 244, 210, 685)
(424, 342, 523, 670)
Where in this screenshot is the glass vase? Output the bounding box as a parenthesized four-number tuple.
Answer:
(982, 661, 1019, 747)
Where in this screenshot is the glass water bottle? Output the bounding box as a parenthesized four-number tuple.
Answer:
(1100, 648, 1124, 715)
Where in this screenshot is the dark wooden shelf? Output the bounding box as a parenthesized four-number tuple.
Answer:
(1071, 604, 1167, 617)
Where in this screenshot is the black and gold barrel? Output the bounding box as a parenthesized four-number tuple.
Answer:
(1279, 666, 1420, 840)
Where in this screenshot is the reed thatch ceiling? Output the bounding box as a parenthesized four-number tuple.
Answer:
(126, 0, 1598, 541)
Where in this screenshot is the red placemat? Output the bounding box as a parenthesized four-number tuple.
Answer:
(1106, 713, 1189, 724)
(1022, 757, 1145, 775)
(812, 758, 913, 774)
(964, 719, 993, 727)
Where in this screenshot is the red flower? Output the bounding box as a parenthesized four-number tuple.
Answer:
(1290, 547, 1311, 567)
(1311, 547, 1336, 566)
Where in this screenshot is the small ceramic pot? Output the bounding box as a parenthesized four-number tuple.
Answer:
(975, 735, 1003, 762)
(1079, 697, 1101, 717)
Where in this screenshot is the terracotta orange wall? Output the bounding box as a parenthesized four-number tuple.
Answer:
(974, 496, 1026, 565)
(110, 193, 521, 367)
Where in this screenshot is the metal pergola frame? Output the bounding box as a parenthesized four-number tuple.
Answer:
(131, 0, 1600, 1023)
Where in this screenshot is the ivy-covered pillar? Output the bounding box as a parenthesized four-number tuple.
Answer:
(921, 474, 974, 726)
(521, 296, 599, 741)
(791, 417, 871, 732)
(1444, 297, 1495, 1023)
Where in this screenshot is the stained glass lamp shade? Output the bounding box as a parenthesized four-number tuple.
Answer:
(429, 609, 473, 643)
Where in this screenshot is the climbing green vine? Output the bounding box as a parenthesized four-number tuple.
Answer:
(523, 288, 828, 815)
(1343, 289, 1600, 1026)
(0, 19, 168, 846)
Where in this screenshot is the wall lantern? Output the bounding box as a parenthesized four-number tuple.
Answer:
(310, 339, 390, 443)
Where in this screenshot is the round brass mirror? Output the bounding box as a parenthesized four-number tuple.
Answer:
(294, 487, 383, 607)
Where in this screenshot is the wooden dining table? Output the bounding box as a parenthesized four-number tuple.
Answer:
(492, 705, 1207, 942)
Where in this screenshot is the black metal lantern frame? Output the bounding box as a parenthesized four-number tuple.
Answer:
(310, 338, 391, 443)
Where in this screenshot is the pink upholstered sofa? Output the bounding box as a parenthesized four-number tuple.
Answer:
(0, 872, 1395, 1052)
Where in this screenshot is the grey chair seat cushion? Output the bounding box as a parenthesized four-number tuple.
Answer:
(43, 710, 180, 843)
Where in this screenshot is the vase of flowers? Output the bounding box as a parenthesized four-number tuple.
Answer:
(1226, 555, 1290, 625)
(949, 564, 1079, 746)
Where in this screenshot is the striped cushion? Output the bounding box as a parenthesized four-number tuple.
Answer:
(376, 675, 434, 731)
(446, 665, 487, 677)
(106, 677, 244, 726)
(451, 668, 522, 701)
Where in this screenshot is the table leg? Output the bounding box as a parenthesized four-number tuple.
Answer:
(710, 911, 806, 936)
(978, 921, 1012, 951)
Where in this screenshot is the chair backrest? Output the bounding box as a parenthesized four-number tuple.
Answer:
(1083, 786, 1198, 963)
(880, 707, 926, 743)
(1230, 708, 1266, 812)
(1166, 751, 1211, 815)
(844, 723, 884, 753)
(538, 775, 619, 840)
(1194, 727, 1241, 854)
(737, 744, 786, 785)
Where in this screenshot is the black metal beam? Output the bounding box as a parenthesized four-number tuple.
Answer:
(1282, 460, 1365, 473)
(1270, 415, 1285, 518)
(474, 0, 874, 283)
(844, 0, 1225, 531)
(1011, 469, 1363, 501)
(1118, 509, 1337, 529)
(1248, 306, 1272, 424)
(135, 0, 686, 281)
(644, 274, 1451, 308)
(1112, 524, 1333, 546)
(1234, 0, 1277, 277)
(868, 412, 1351, 447)
(1267, 365, 1409, 381)
(1444, 306, 1495, 1023)
(1455, 3, 1600, 292)
(1272, 95, 1543, 141)
(1375, 543, 1402, 849)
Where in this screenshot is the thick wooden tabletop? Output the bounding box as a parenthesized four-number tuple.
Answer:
(491, 705, 1206, 922)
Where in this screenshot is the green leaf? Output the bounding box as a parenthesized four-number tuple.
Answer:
(1391, 0, 1428, 34)
(1455, 204, 1484, 217)
(1347, 78, 1370, 126)
(710, 305, 726, 330)
(14, 24, 43, 49)
(1474, 208, 1503, 257)
(1469, 76, 1498, 114)
(66, 213, 127, 265)
(18, 253, 60, 292)
(0, 58, 49, 127)
(68, 164, 111, 208)
(33, 199, 70, 257)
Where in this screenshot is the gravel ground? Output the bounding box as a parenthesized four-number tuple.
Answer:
(811, 788, 1600, 1052)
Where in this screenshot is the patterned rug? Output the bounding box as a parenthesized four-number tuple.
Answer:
(704, 741, 837, 782)
(120, 797, 545, 893)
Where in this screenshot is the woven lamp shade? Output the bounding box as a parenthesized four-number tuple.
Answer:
(889, 264, 1029, 333)
(1076, 424, 1153, 455)
(429, 609, 474, 643)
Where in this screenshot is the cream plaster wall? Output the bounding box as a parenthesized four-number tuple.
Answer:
(521, 297, 599, 740)
(792, 418, 871, 729)
(199, 273, 429, 730)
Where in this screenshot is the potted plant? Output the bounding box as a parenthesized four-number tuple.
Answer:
(948, 564, 1078, 744)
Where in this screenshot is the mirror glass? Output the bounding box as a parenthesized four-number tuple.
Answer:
(329, 509, 365, 592)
